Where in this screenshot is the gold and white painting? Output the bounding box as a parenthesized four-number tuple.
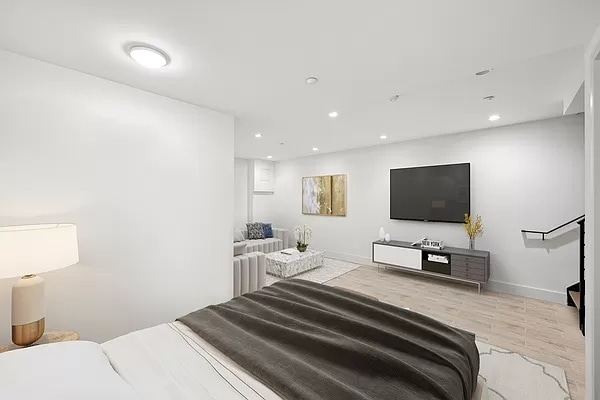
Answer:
(302, 174, 346, 216)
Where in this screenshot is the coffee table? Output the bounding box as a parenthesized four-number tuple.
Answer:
(266, 249, 325, 278)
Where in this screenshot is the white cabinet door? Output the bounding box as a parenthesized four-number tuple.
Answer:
(373, 244, 422, 270)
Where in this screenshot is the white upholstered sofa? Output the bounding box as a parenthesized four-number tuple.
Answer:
(231, 227, 288, 297)
(232, 251, 266, 297)
(237, 228, 289, 254)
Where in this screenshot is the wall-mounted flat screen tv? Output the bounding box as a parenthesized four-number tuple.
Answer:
(390, 163, 470, 223)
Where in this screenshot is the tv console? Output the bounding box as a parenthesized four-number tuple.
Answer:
(372, 240, 490, 293)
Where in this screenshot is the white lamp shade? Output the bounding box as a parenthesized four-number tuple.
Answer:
(0, 224, 79, 279)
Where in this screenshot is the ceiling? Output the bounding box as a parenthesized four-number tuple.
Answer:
(1, 0, 599, 160)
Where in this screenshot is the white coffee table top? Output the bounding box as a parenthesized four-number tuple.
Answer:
(267, 249, 324, 263)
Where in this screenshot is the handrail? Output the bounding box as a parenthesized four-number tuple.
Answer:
(521, 215, 585, 240)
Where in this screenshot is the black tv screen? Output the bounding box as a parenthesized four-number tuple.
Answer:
(390, 163, 470, 223)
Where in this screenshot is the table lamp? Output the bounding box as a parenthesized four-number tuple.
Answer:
(0, 224, 79, 346)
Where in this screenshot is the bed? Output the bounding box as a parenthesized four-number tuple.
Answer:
(0, 279, 483, 400)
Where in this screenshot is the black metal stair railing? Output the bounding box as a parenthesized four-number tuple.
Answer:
(521, 215, 585, 240)
(523, 215, 585, 335)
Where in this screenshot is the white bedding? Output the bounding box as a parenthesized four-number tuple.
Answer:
(103, 322, 484, 400)
(0, 340, 142, 400)
(102, 322, 281, 400)
(0, 322, 485, 400)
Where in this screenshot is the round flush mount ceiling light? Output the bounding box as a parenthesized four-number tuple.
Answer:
(380, 135, 387, 140)
(328, 111, 338, 118)
(488, 114, 500, 122)
(267, 155, 273, 159)
(312, 147, 319, 151)
(129, 46, 169, 68)
(305, 77, 319, 85)
(255, 132, 263, 138)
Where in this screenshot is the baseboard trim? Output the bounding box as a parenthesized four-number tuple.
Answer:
(485, 280, 566, 304)
(322, 250, 567, 304)
(324, 251, 374, 267)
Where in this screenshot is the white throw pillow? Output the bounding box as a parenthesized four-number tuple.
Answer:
(0, 341, 142, 400)
(233, 229, 245, 242)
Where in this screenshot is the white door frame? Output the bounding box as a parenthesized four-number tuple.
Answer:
(584, 25, 600, 400)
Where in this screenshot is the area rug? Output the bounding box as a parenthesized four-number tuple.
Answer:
(477, 341, 571, 400)
(265, 257, 361, 285)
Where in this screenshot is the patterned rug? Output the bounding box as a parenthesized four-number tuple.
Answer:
(265, 257, 362, 285)
(477, 341, 571, 399)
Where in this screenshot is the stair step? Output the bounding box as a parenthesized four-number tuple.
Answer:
(569, 290, 581, 310)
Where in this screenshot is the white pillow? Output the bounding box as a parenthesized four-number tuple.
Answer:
(233, 229, 245, 242)
(0, 341, 141, 400)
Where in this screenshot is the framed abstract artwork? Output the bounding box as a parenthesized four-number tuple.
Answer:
(302, 174, 346, 216)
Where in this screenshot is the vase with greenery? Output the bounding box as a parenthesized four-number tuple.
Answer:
(463, 213, 483, 249)
(294, 224, 312, 252)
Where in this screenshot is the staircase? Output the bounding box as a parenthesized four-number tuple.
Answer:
(522, 215, 585, 336)
(566, 219, 585, 335)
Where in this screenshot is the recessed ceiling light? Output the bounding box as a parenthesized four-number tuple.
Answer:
(305, 77, 319, 85)
(267, 155, 273, 159)
(312, 147, 319, 151)
(129, 46, 169, 68)
(483, 95, 495, 101)
(475, 69, 492, 76)
(488, 114, 500, 121)
(328, 111, 338, 118)
(380, 135, 387, 140)
(255, 133, 263, 138)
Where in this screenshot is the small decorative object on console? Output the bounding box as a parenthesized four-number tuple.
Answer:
(463, 213, 484, 250)
(421, 239, 445, 250)
(427, 254, 449, 264)
(384, 233, 391, 242)
(411, 237, 427, 246)
(294, 224, 312, 252)
(378, 227, 385, 241)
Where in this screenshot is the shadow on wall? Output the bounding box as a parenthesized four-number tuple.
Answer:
(521, 227, 580, 252)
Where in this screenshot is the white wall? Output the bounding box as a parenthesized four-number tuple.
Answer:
(234, 158, 277, 228)
(0, 49, 234, 345)
(253, 193, 278, 223)
(234, 158, 249, 228)
(266, 115, 584, 303)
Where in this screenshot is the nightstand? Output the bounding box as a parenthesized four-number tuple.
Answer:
(0, 330, 80, 353)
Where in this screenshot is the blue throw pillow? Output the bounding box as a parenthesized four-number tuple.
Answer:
(263, 223, 273, 238)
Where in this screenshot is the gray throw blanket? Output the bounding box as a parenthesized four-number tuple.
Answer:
(178, 279, 479, 400)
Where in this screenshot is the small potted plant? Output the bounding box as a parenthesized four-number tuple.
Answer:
(294, 224, 312, 252)
(463, 213, 483, 249)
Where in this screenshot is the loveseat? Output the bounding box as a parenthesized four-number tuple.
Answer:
(235, 228, 289, 254)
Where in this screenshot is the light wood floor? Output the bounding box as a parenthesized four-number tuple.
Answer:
(326, 265, 585, 400)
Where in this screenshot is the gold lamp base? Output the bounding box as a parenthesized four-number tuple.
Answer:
(11, 274, 46, 346)
(12, 318, 45, 346)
